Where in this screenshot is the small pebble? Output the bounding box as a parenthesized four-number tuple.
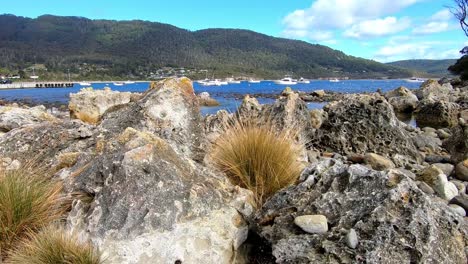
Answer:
(346, 229, 358, 249)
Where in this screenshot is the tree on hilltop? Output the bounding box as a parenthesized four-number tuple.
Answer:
(449, 0, 468, 80)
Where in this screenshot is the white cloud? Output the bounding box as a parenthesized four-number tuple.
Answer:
(412, 9, 455, 34)
(413, 22, 450, 34)
(282, 0, 423, 41)
(282, 0, 422, 30)
(374, 41, 460, 62)
(430, 9, 452, 21)
(344, 17, 411, 39)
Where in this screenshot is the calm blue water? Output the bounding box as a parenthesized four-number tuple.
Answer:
(0, 80, 422, 115)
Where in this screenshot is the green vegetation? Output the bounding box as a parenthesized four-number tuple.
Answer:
(7, 226, 102, 264)
(0, 167, 65, 259)
(0, 14, 413, 80)
(387, 59, 457, 77)
(212, 120, 304, 206)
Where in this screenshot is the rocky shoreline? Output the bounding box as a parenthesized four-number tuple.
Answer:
(0, 77, 467, 263)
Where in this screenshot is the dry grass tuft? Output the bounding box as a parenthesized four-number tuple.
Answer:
(7, 226, 102, 264)
(212, 119, 304, 206)
(0, 168, 66, 259)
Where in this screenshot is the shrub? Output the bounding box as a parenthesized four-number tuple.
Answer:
(7, 226, 101, 264)
(0, 168, 65, 259)
(212, 120, 304, 206)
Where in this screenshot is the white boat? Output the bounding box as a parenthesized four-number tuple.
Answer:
(248, 79, 261, 83)
(226, 78, 241, 84)
(199, 79, 227, 86)
(298, 77, 310, 84)
(274, 77, 297, 85)
(113, 82, 124, 86)
(124, 80, 135, 84)
(79, 82, 91, 86)
(406, 77, 425, 83)
(329, 78, 339, 83)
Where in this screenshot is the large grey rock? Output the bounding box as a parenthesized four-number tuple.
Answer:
(68, 127, 253, 264)
(415, 79, 454, 101)
(385, 86, 419, 113)
(0, 105, 57, 132)
(69, 87, 134, 124)
(253, 159, 468, 263)
(415, 100, 460, 128)
(311, 94, 422, 164)
(100, 78, 204, 159)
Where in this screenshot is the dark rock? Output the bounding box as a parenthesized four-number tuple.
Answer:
(424, 154, 451, 164)
(415, 100, 460, 129)
(311, 94, 422, 164)
(443, 124, 468, 163)
(253, 159, 467, 263)
(450, 194, 468, 212)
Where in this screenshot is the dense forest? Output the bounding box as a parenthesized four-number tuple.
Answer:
(387, 59, 457, 77)
(0, 14, 414, 80)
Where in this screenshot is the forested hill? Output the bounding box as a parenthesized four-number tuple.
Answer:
(387, 59, 457, 77)
(0, 14, 413, 79)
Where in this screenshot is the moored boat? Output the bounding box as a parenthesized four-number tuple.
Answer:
(274, 77, 297, 85)
(298, 77, 310, 84)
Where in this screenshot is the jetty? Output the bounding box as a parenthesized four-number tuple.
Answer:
(0, 82, 75, 90)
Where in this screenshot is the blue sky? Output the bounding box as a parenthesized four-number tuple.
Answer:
(1, 0, 466, 62)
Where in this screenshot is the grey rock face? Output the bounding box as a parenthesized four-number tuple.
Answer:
(385, 86, 419, 113)
(415, 100, 460, 128)
(0, 105, 57, 132)
(100, 78, 204, 160)
(311, 94, 422, 163)
(415, 79, 454, 101)
(253, 159, 468, 263)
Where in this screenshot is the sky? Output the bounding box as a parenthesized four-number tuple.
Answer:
(1, 0, 467, 62)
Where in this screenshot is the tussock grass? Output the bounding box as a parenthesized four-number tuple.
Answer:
(0, 168, 65, 259)
(212, 119, 304, 206)
(7, 226, 102, 264)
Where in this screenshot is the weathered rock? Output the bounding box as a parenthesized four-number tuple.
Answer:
(311, 94, 422, 163)
(100, 78, 204, 159)
(364, 153, 395, 171)
(434, 163, 455, 176)
(236, 95, 263, 118)
(253, 159, 468, 263)
(345, 229, 358, 249)
(443, 124, 468, 163)
(197, 92, 220, 106)
(450, 195, 468, 212)
(311, 89, 325, 97)
(281, 87, 294, 96)
(309, 109, 323, 129)
(415, 79, 453, 101)
(449, 204, 466, 217)
(68, 127, 254, 264)
(415, 100, 460, 128)
(455, 160, 468, 181)
(69, 87, 133, 124)
(385, 86, 419, 113)
(435, 181, 459, 201)
(417, 181, 435, 194)
(294, 215, 328, 234)
(0, 105, 57, 132)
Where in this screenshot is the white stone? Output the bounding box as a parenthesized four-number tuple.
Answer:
(435, 181, 459, 201)
(294, 215, 328, 234)
(449, 204, 466, 217)
(346, 229, 358, 249)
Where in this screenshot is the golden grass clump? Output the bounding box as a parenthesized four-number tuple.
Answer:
(7, 226, 102, 264)
(212, 119, 304, 206)
(0, 168, 65, 258)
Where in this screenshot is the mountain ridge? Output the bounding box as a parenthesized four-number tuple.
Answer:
(386, 59, 457, 77)
(0, 14, 413, 79)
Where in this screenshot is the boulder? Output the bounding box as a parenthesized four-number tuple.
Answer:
(364, 153, 395, 171)
(385, 86, 419, 113)
(0, 105, 57, 132)
(253, 159, 468, 263)
(197, 92, 220, 107)
(293, 215, 328, 234)
(69, 87, 133, 124)
(443, 124, 468, 163)
(311, 94, 422, 164)
(415, 79, 453, 101)
(68, 127, 254, 264)
(99, 78, 204, 159)
(455, 159, 468, 181)
(415, 100, 460, 128)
